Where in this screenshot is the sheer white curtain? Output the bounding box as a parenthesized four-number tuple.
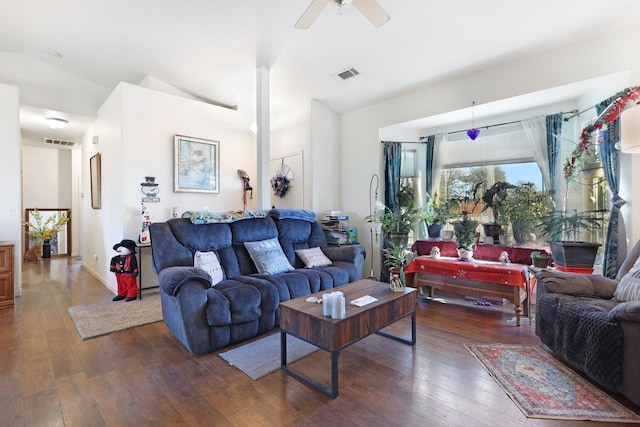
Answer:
(430, 133, 447, 196)
(522, 116, 551, 189)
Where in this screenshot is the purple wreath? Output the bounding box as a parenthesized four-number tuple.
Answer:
(270, 173, 290, 198)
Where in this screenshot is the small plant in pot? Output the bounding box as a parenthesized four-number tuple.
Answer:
(383, 241, 409, 292)
(424, 194, 457, 239)
(537, 209, 605, 270)
(448, 183, 481, 259)
(530, 251, 550, 268)
(481, 181, 515, 243)
(452, 213, 479, 260)
(499, 182, 553, 245)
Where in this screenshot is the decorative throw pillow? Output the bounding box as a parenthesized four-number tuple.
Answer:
(244, 238, 294, 275)
(295, 247, 332, 268)
(194, 251, 223, 286)
(614, 256, 640, 302)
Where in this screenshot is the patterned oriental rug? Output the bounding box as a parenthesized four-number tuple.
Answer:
(465, 344, 640, 423)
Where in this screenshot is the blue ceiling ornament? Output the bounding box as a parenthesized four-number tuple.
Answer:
(467, 101, 480, 141)
(467, 128, 480, 140)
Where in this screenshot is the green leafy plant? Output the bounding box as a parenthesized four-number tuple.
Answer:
(481, 181, 515, 223)
(536, 209, 604, 242)
(370, 181, 428, 235)
(427, 194, 458, 225)
(451, 214, 479, 249)
(500, 182, 553, 228)
(383, 241, 410, 269)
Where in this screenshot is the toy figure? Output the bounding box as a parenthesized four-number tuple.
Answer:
(110, 239, 139, 301)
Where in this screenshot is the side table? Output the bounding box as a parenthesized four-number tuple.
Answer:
(136, 242, 158, 300)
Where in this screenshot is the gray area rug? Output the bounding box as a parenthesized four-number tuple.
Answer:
(219, 333, 319, 380)
(68, 292, 162, 340)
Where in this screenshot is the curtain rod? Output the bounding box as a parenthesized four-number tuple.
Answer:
(380, 140, 426, 144)
(418, 109, 578, 140)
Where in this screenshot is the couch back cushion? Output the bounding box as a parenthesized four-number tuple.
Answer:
(275, 219, 327, 268)
(149, 218, 239, 276)
(230, 217, 280, 275)
(616, 238, 640, 281)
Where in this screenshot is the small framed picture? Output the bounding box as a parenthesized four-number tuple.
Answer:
(90, 153, 102, 209)
(174, 135, 220, 193)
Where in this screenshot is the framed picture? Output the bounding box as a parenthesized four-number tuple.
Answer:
(174, 135, 220, 193)
(90, 153, 101, 209)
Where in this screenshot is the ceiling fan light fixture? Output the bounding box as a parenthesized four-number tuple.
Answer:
(46, 117, 68, 129)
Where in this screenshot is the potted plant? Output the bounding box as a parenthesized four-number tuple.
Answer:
(537, 209, 604, 270)
(499, 182, 553, 245)
(451, 213, 479, 260)
(424, 194, 457, 239)
(530, 250, 550, 268)
(371, 181, 428, 248)
(481, 181, 515, 243)
(383, 241, 409, 292)
(24, 209, 70, 259)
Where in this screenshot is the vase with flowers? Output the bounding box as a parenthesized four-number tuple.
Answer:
(24, 209, 70, 258)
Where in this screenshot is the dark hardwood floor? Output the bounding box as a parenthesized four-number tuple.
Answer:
(1, 258, 637, 426)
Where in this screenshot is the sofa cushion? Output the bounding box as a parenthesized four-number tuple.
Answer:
(194, 250, 223, 285)
(614, 256, 640, 302)
(295, 247, 332, 268)
(537, 269, 617, 298)
(244, 238, 294, 275)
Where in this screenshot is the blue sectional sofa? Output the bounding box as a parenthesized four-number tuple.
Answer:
(149, 209, 366, 355)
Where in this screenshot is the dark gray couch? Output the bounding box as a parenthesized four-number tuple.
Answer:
(149, 210, 366, 355)
(536, 240, 640, 406)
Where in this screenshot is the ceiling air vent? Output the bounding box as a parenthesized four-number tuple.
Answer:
(44, 138, 76, 147)
(333, 67, 360, 81)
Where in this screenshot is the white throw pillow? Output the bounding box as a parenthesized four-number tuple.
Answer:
(194, 250, 223, 286)
(295, 247, 332, 268)
(244, 238, 294, 275)
(614, 256, 640, 302)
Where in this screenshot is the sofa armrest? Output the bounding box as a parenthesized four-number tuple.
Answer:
(536, 269, 618, 298)
(609, 301, 640, 322)
(158, 266, 211, 296)
(323, 244, 366, 264)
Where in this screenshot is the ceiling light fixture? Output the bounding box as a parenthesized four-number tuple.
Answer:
(467, 101, 480, 141)
(46, 117, 68, 129)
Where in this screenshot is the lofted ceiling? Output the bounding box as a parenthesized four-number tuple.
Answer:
(3, 0, 640, 145)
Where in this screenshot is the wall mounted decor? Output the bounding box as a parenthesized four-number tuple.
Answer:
(174, 135, 220, 193)
(90, 153, 102, 209)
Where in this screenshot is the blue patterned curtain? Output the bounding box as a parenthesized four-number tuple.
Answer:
(545, 114, 562, 197)
(596, 98, 625, 278)
(383, 141, 402, 211)
(424, 135, 436, 196)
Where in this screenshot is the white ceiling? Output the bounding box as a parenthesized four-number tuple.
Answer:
(4, 0, 640, 144)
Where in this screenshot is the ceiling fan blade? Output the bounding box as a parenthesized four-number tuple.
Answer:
(294, 0, 330, 29)
(351, 0, 390, 28)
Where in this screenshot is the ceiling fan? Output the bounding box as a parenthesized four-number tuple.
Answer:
(295, 0, 390, 30)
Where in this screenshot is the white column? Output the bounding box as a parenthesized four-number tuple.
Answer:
(256, 66, 271, 210)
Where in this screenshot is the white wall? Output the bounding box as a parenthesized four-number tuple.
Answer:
(337, 25, 640, 278)
(310, 100, 340, 214)
(0, 83, 22, 295)
(22, 144, 73, 208)
(82, 83, 256, 293)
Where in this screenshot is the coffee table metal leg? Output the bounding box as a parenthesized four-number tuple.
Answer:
(281, 331, 340, 398)
(375, 311, 416, 345)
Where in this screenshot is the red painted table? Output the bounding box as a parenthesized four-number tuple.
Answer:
(405, 256, 531, 326)
(411, 240, 551, 266)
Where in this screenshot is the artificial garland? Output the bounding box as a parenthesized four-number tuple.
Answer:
(563, 85, 640, 180)
(270, 172, 290, 198)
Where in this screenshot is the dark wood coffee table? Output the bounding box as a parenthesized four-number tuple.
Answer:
(279, 279, 417, 398)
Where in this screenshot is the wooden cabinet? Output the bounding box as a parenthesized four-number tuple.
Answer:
(0, 242, 14, 309)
